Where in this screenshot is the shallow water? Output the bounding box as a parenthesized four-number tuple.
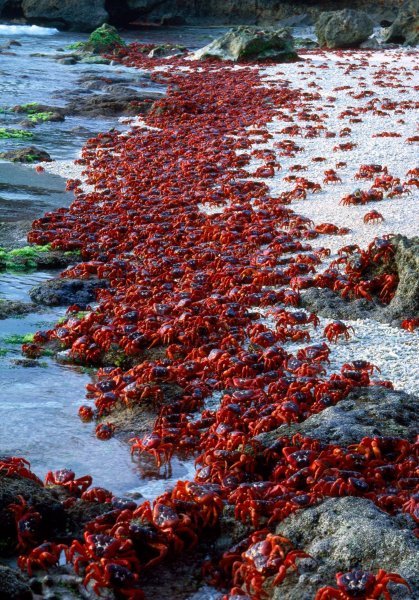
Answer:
(0, 23, 216, 494)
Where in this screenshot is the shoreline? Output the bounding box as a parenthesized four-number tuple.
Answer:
(0, 32, 418, 600)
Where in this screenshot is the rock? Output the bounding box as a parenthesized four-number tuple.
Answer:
(0, 473, 64, 555)
(315, 9, 374, 48)
(0, 300, 38, 320)
(12, 103, 66, 122)
(383, 0, 419, 45)
(192, 26, 298, 62)
(360, 35, 382, 49)
(277, 13, 313, 27)
(274, 497, 419, 599)
(302, 236, 419, 325)
(0, 147, 52, 163)
(21, 0, 108, 32)
(57, 57, 77, 65)
(148, 44, 187, 58)
(294, 37, 319, 49)
(0, 565, 32, 600)
(78, 55, 110, 64)
(29, 277, 107, 307)
(66, 90, 161, 118)
(81, 23, 125, 54)
(301, 286, 379, 321)
(257, 386, 419, 448)
(386, 235, 419, 319)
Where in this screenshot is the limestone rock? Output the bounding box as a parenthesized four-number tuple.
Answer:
(0, 146, 52, 163)
(315, 9, 374, 48)
(275, 497, 419, 599)
(192, 26, 298, 62)
(383, 0, 419, 46)
(257, 386, 419, 448)
(0, 565, 32, 600)
(301, 235, 419, 325)
(21, 0, 108, 32)
(29, 278, 107, 307)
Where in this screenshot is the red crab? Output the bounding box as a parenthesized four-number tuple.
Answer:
(401, 318, 419, 332)
(96, 422, 116, 440)
(83, 561, 144, 599)
(8, 495, 42, 550)
(324, 321, 355, 343)
(18, 542, 67, 576)
(44, 469, 92, 496)
(130, 433, 174, 467)
(315, 568, 410, 599)
(0, 457, 42, 484)
(363, 210, 384, 225)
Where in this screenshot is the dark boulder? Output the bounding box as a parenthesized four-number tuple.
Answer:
(29, 278, 107, 307)
(315, 9, 374, 48)
(0, 147, 52, 163)
(383, 0, 419, 45)
(21, 0, 108, 32)
(0, 565, 32, 600)
(302, 236, 419, 325)
(257, 386, 419, 448)
(274, 497, 418, 600)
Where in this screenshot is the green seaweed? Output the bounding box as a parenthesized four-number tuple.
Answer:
(2, 333, 34, 344)
(27, 112, 55, 124)
(0, 244, 52, 271)
(0, 128, 34, 139)
(66, 41, 85, 51)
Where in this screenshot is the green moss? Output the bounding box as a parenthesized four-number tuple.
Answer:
(2, 333, 34, 344)
(0, 348, 9, 356)
(66, 41, 85, 50)
(14, 104, 56, 124)
(83, 24, 126, 54)
(0, 128, 34, 139)
(0, 244, 52, 271)
(27, 112, 55, 124)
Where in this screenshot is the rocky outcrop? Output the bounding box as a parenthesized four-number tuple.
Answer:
(0, 473, 65, 555)
(0, 1, 401, 31)
(302, 236, 419, 325)
(315, 9, 374, 48)
(0, 565, 32, 600)
(275, 497, 419, 599)
(192, 26, 298, 62)
(257, 386, 419, 448)
(21, 0, 108, 32)
(0, 147, 52, 163)
(29, 278, 107, 307)
(383, 0, 419, 46)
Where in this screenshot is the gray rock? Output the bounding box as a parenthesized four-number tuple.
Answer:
(0, 472, 65, 555)
(0, 565, 32, 600)
(57, 57, 77, 65)
(315, 9, 374, 48)
(383, 0, 419, 46)
(302, 235, 419, 325)
(257, 386, 419, 448)
(0, 146, 52, 163)
(0, 300, 38, 320)
(21, 0, 108, 32)
(388, 235, 419, 320)
(66, 90, 161, 117)
(78, 55, 110, 64)
(148, 44, 187, 58)
(294, 37, 319, 49)
(275, 497, 418, 600)
(29, 278, 107, 307)
(360, 36, 382, 49)
(192, 26, 298, 62)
